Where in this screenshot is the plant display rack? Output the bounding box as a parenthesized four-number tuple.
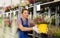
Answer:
(0, 0, 60, 38)
(25, 1, 60, 38)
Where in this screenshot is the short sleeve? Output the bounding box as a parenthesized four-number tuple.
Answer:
(16, 18, 22, 27)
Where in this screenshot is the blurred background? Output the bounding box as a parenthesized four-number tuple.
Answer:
(0, 0, 60, 38)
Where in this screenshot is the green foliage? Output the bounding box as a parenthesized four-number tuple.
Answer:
(51, 17, 55, 25)
(48, 26, 60, 36)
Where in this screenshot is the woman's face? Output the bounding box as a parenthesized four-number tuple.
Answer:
(22, 10, 29, 19)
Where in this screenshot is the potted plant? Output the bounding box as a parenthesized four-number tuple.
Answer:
(33, 15, 50, 34)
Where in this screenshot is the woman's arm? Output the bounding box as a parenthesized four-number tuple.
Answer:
(17, 19, 40, 33)
(17, 19, 33, 31)
(19, 24, 33, 31)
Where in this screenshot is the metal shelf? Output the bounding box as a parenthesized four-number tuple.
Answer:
(27, 0, 60, 8)
(39, 1, 60, 5)
(28, 34, 33, 36)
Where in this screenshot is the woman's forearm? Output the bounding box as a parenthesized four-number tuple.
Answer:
(19, 26, 33, 31)
(22, 27, 33, 31)
(18, 22, 33, 31)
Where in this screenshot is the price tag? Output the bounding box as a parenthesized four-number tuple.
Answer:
(36, 4, 40, 11)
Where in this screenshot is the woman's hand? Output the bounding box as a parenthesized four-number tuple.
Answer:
(33, 25, 40, 33)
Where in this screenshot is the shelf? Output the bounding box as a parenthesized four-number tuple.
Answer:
(27, 0, 60, 8)
(28, 33, 33, 36)
(40, 1, 60, 5)
(28, 33, 39, 38)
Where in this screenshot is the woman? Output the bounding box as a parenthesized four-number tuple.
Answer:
(17, 9, 39, 38)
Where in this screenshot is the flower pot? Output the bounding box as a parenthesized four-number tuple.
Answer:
(37, 24, 48, 34)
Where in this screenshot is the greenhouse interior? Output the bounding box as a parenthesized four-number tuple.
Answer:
(0, 0, 60, 38)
